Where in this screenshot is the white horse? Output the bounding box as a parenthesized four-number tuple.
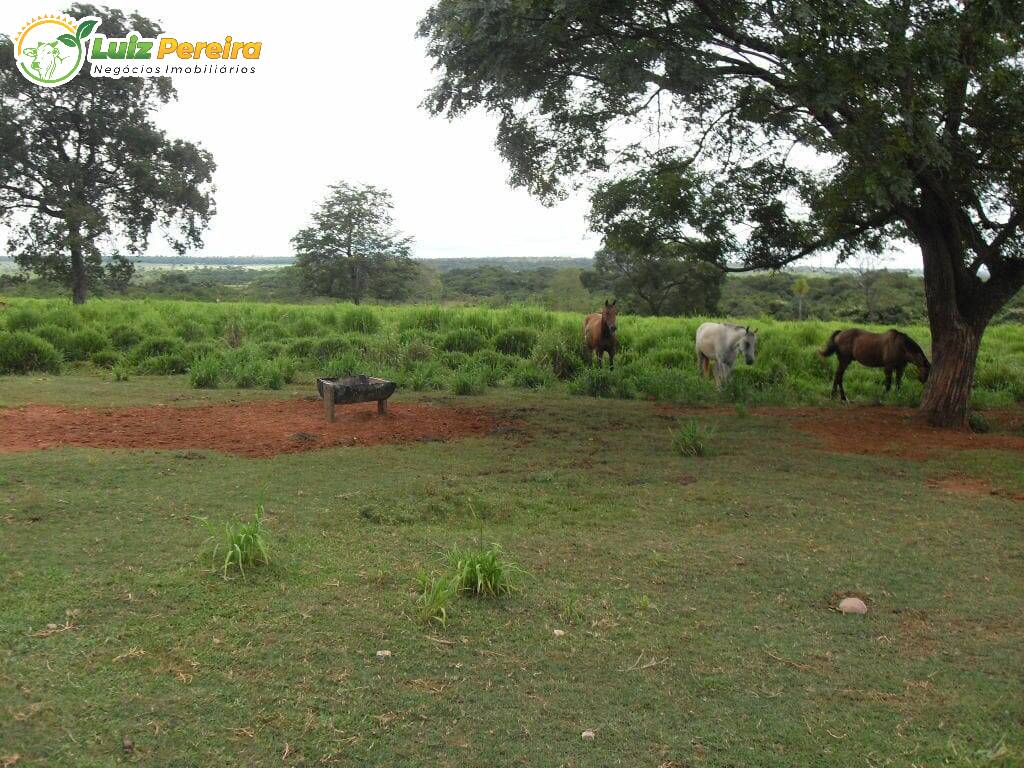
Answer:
(695, 322, 758, 386)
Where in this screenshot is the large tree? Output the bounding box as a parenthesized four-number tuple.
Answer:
(0, 4, 216, 304)
(292, 182, 416, 304)
(419, 0, 1024, 426)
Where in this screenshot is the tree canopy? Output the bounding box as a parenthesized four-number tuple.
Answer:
(0, 4, 216, 303)
(291, 181, 417, 304)
(419, 0, 1024, 425)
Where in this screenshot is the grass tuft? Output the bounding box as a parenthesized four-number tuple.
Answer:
(670, 418, 715, 457)
(200, 505, 271, 579)
(444, 543, 521, 598)
(414, 572, 458, 628)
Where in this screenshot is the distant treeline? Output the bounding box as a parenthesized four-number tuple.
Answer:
(1, 260, 1021, 324)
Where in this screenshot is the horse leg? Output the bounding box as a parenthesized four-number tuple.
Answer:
(834, 358, 851, 402)
(608, 349, 615, 371)
(596, 349, 603, 369)
(884, 367, 893, 394)
(895, 365, 905, 390)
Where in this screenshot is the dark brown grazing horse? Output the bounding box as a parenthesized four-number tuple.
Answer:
(584, 300, 618, 369)
(820, 328, 931, 401)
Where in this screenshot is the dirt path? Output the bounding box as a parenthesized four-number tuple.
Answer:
(0, 399, 496, 458)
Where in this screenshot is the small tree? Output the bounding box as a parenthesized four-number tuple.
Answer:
(791, 277, 810, 320)
(0, 5, 216, 304)
(292, 182, 415, 304)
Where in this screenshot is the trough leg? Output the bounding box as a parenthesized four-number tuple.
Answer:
(323, 383, 336, 422)
(378, 399, 388, 415)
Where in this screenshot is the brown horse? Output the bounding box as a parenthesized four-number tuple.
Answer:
(820, 328, 931, 401)
(584, 300, 618, 369)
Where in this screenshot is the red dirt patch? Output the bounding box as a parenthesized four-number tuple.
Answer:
(0, 399, 499, 458)
(779, 406, 1024, 460)
(926, 475, 1024, 503)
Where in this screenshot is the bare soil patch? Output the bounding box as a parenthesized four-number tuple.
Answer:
(0, 399, 497, 458)
(778, 406, 1024, 460)
(926, 475, 1024, 503)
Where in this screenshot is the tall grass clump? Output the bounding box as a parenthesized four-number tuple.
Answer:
(414, 572, 458, 627)
(189, 355, 222, 389)
(493, 327, 537, 357)
(442, 328, 486, 353)
(444, 543, 521, 598)
(0, 332, 62, 374)
(199, 505, 271, 579)
(670, 419, 715, 457)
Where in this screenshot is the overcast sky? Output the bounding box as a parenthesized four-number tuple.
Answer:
(2, 2, 918, 268)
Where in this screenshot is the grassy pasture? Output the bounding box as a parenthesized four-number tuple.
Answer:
(0, 382, 1021, 766)
(1, 297, 1023, 409)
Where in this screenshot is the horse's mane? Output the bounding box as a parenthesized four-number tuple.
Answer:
(895, 331, 925, 356)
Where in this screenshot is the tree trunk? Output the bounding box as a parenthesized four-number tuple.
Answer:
(919, 319, 983, 427)
(69, 222, 87, 304)
(914, 202, 985, 428)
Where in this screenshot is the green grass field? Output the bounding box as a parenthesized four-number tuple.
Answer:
(2, 297, 1023, 409)
(1, 375, 1022, 766)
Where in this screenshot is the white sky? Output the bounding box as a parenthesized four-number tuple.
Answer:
(1, 2, 920, 268)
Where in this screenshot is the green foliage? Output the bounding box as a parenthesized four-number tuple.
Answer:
(190, 355, 222, 389)
(2, 297, 1022, 410)
(0, 331, 62, 374)
(442, 328, 486, 353)
(89, 349, 121, 369)
(292, 181, 416, 303)
(444, 543, 520, 598)
(414, 572, 458, 628)
(200, 505, 271, 580)
(0, 6, 215, 303)
(65, 327, 109, 361)
(493, 327, 537, 357)
(670, 419, 715, 457)
(452, 368, 486, 396)
(968, 412, 991, 434)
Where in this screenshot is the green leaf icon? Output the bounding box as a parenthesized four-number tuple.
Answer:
(76, 19, 98, 40)
(58, 33, 78, 47)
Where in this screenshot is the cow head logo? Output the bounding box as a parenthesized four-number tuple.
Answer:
(15, 14, 99, 87)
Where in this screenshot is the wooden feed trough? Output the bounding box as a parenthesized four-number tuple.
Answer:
(317, 375, 397, 422)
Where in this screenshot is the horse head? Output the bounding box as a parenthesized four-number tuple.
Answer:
(602, 299, 618, 334)
(740, 326, 758, 365)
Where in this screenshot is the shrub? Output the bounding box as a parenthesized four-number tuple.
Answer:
(405, 340, 434, 364)
(4, 306, 44, 331)
(324, 352, 364, 379)
(444, 543, 520, 598)
(32, 323, 73, 353)
(137, 352, 189, 375)
(442, 328, 486, 354)
(968, 412, 991, 434)
(111, 361, 131, 382)
(89, 349, 121, 368)
(190, 355, 222, 389)
(250, 321, 286, 341)
(338, 306, 382, 334)
(0, 332, 62, 374)
(650, 348, 692, 369)
(493, 327, 537, 357)
(310, 335, 351, 362)
(109, 323, 144, 350)
(42, 305, 82, 329)
(508, 361, 551, 388)
(452, 368, 486, 395)
(415, 572, 458, 628)
(65, 327, 109, 361)
(174, 318, 209, 342)
(406, 361, 447, 391)
(130, 336, 185, 364)
(199, 505, 271, 579)
(670, 419, 715, 457)
(533, 328, 583, 380)
(571, 366, 614, 397)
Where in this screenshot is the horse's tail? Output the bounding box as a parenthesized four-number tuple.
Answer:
(819, 330, 842, 357)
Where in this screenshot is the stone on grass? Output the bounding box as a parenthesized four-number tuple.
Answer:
(376, 650, 392, 658)
(838, 597, 867, 615)
(553, 629, 566, 637)
(581, 730, 595, 741)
